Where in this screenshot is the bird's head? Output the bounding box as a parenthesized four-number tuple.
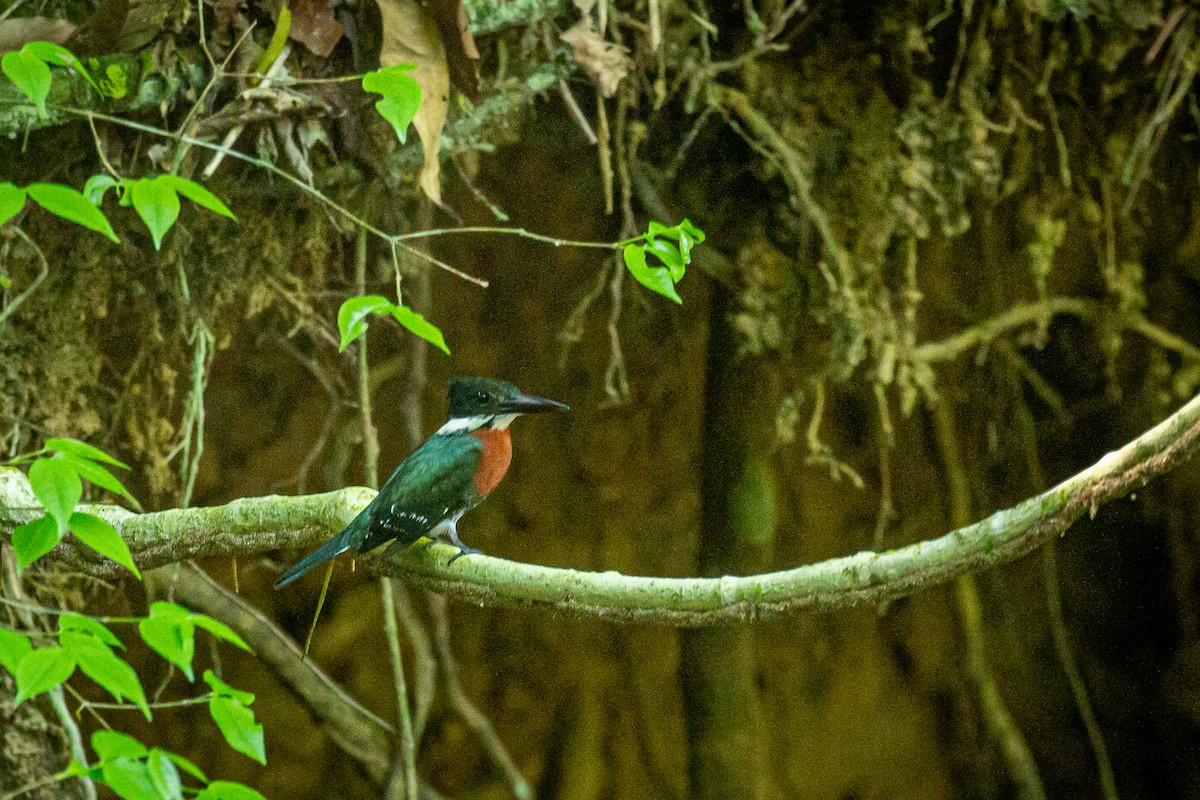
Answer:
(444, 376, 569, 431)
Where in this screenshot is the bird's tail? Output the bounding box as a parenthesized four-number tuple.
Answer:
(275, 512, 367, 588)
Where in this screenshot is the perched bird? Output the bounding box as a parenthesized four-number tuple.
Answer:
(275, 376, 568, 588)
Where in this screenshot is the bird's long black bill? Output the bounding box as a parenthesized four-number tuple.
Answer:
(502, 393, 570, 414)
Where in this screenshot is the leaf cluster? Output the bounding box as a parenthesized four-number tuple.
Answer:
(10, 438, 139, 575)
(622, 219, 705, 304)
(1, 40, 98, 118)
(337, 294, 450, 355)
(63, 730, 266, 800)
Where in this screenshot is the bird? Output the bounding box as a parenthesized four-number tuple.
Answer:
(275, 375, 568, 588)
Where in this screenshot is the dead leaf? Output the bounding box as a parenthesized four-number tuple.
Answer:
(560, 21, 631, 98)
(375, 0, 449, 206)
(288, 0, 344, 57)
(0, 17, 76, 54)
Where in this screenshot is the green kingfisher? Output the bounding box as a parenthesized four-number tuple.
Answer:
(275, 376, 568, 588)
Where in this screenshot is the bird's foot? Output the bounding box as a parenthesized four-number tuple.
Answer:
(446, 545, 482, 565)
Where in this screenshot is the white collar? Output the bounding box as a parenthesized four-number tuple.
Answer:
(435, 413, 518, 435)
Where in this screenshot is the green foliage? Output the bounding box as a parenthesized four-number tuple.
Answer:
(2, 49, 52, 118)
(0, 41, 97, 118)
(71, 512, 142, 578)
(13, 646, 75, 705)
(2, 603, 265, 792)
(0, 628, 33, 673)
(62, 626, 150, 719)
(12, 515, 59, 572)
(60, 731, 258, 800)
(337, 294, 450, 355)
(3, 614, 149, 715)
(29, 456, 81, 536)
(138, 603, 197, 680)
(129, 177, 181, 250)
(0, 182, 27, 226)
(11, 439, 140, 574)
(204, 670, 266, 764)
(622, 219, 704, 304)
(198, 782, 268, 800)
(119, 175, 237, 250)
(0, 173, 233, 250)
(26, 182, 120, 242)
(363, 64, 423, 144)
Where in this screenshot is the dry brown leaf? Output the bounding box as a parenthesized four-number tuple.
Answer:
(288, 0, 343, 57)
(0, 17, 76, 54)
(375, 0, 449, 205)
(560, 21, 631, 98)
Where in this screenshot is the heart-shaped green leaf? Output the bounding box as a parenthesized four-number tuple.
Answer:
(362, 64, 422, 144)
(129, 177, 181, 250)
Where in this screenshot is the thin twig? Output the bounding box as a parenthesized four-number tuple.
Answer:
(931, 401, 1047, 800)
(382, 579, 419, 800)
(429, 593, 531, 800)
(0, 229, 50, 328)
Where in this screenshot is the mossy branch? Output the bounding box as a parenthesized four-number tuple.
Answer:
(4, 390, 1200, 625)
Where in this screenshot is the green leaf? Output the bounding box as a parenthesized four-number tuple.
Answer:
(2, 49, 52, 118)
(102, 758, 160, 800)
(59, 759, 102, 781)
(22, 41, 73, 66)
(0, 182, 27, 227)
(12, 515, 62, 573)
(163, 752, 207, 783)
(14, 646, 75, 706)
(192, 615, 252, 653)
(197, 781, 268, 800)
(58, 453, 141, 509)
(67, 634, 150, 719)
(129, 177, 180, 250)
(83, 174, 118, 205)
(70, 512, 141, 578)
(27, 183, 120, 242)
(254, 3, 292, 76)
(392, 305, 450, 355)
(59, 612, 123, 648)
(29, 456, 82, 535)
(0, 628, 32, 675)
(203, 669, 255, 705)
(138, 615, 195, 681)
(362, 64, 422, 144)
(147, 749, 185, 800)
(92, 730, 148, 760)
(623, 244, 681, 304)
(677, 218, 705, 257)
(23, 42, 99, 94)
(148, 601, 191, 619)
(644, 238, 685, 281)
(160, 175, 236, 220)
(336, 294, 393, 352)
(45, 437, 130, 469)
(209, 696, 266, 764)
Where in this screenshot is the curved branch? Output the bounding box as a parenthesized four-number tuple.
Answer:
(4, 391, 1200, 625)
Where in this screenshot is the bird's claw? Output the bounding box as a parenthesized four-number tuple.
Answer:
(446, 545, 482, 565)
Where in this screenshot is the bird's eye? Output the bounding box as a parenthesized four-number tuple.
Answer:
(477, 391, 490, 404)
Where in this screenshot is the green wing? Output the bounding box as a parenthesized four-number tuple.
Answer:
(358, 434, 483, 551)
